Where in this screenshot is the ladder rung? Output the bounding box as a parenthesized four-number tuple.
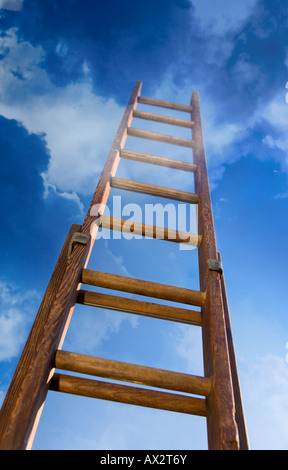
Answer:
(50, 373, 207, 417)
(111, 177, 199, 204)
(97, 215, 201, 247)
(138, 96, 193, 113)
(81, 269, 206, 307)
(133, 110, 194, 128)
(77, 290, 203, 323)
(55, 350, 212, 396)
(120, 150, 197, 172)
(127, 128, 195, 148)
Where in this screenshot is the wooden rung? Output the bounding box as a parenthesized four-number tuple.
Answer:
(81, 269, 206, 307)
(133, 110, 194, 128)
(49, 373, 207, 417)
(120, 149, 197, 172)
(111, 177, 199, 204)
(97, 215, 201, 247)
(138, 96, 193, 113)
(77, 290, 203, 323)
(55, 351, 212, 396)
(127, 128, 195, 149)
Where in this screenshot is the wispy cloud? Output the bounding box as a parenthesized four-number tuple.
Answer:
(0, 280, 39, 361)
(41, 173, 85, 216)
(190, 0, 258, 35)
(0, 0, 23, 11)
(173, 325, 203, 375)
(63, 301, 138, 357)
(240, 354, 288, 449)
(0, 28, 124, 198)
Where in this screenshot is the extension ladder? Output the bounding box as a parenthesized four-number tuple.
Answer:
(0, 81, 249, 450)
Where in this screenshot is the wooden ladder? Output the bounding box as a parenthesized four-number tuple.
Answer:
(0, 80, 249, 450)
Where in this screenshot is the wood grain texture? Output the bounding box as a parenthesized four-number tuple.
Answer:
(218, 253, 249, 449)
(133, 110, 194, 128)
(127, 127, 195, 148)
(0, 82, 246, 450)
(55, 351, 212, 396)
(0, 224, 81, 450)
(0, 81, 143, 451)
(120, 149, 197, 172)
(138, 96, 193, 113)
(50, 373, 207, 417)
(82, 81, 142, 236)
(191, 92, 239, 450)
(81, 269, 206, 307)
(98, 215, 201, 247)
(111, 177, 199, 203)
(77, 289, 203, 325)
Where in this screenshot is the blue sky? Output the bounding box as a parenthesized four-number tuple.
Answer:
(0, 0, 288, 450)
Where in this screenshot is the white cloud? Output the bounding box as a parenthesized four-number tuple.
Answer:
(261, 93, 288, 130)
(34, 83, 123, 195)
(274, 190, 288, 200)
(240, 354, 288, 450)
(0, 31, 49, 107)
(63, 302, 138, 356)
(262, 134, 278, 149)
(192, 83, 288, 186)
(173, 324, 204, 376)
(0, 0, 23, 11)
(62, 240, 137, 354)
(0, 280, 39, 361)
(150, 70, 288, 195)
(162, 78, 242, 153)
(0, 280, 38, 308)
(174, 313, 288, 449)
(0, 30, 252, 199)
(1, 26, 287, 208)
(0, 308, 27, 361)
(255, 91, 288, 173)
(0, 28, 124, 197)
(104, 240, 130, 276)
(190, 0, 257, 35)
(41, 170, 85, 216)
(232, 53, 263, 85)
(203, 117, 243, 157)
(34, 392, 207, 449)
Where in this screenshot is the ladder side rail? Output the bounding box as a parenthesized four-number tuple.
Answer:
(218, 253, 249, 450)
(191, 92, 239, 450)
(0, 224, 81, 450)
(82, 80, 142, 235)
(0, 80, 142, 450)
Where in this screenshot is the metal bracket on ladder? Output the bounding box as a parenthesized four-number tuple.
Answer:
(208, 258, 223, 276)
(67, 232, 90, 260)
